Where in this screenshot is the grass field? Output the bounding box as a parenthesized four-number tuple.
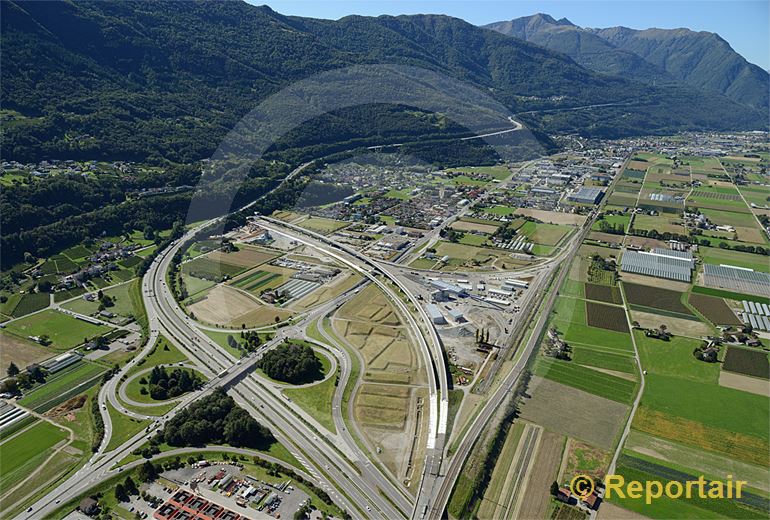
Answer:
(517, 221, 570, 246)
(19, 361, 107, 412)
(105, 403, 151, 451)
(551, 318, 633, 353)
(571, 345, 636, 374)
(0, 420, 69, 494)
(4, 310, 111, 350)
(297, 216, 349, 234)
(534, 358, 637, 404)
(283, 368, 338, 434)
(62, 281, 137, 319)
(126, 337, 187, 377)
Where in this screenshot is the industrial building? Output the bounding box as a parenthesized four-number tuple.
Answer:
(567, 187, 604, 204)
(428, 279, 468, 297)
(620, 249, 694, 282)
(426, 304, 447, 325)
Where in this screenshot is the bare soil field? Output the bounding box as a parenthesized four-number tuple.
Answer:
(513, 208, 587, 226)
(188, 285, 292, 327)
(516, 430, 565, 520)
(623, 283, 694, 317)
(735, 226, 766, 244)
(719, 371, 770, 397)
(630, 309, 712, 338)
(0, 331, 52, 369)
(450, 220, 499, 234)
(618, 272, 692, 292)
(519, 376, 628, 450)
(205, 246, 278, 268)
(587, 231, 624, 245)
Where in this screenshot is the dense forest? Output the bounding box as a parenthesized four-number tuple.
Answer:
(159, 389, 274, 449)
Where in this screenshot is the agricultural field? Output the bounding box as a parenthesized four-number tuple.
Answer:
(450, 220, 499, 234)
(6, 292, 49, 318)
(585, 301, 629, 333)
(634, 329, 767, 481)
(515, 430, 565, 520)
(722, 347, 770, 380)
(517, 221, 570, 246)
(513, 208, 587, 226)
(609, 453, 770, 519)
(229, 265, 295, 295)
(3, 310, 111, 350)
(187, 285, 292, 328)
(561, 438, 611, 484)
(181, 256, 246, 281)
(624, 429, 770, 495)
(687, 293, 742, 326)
(0, 420, 69, 496)
(623, 283, 695, 320)
(296, 215, 350, 234)
(19, 360, 107, 412)
(61, 280, 139, 321)
(584, 283, 622, 304)
(631, 214, 686, 234)
(0, 332, 51, 369)
(519, 376, 628, 450)
(533, 358, 637, 404)
(477, 421, 528, 520)
(571, 345, 636, 375)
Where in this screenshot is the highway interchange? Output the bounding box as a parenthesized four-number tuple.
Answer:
(21, 140, 595, 520)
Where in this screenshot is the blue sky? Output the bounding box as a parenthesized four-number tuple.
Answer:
(250, 1, 769, 69)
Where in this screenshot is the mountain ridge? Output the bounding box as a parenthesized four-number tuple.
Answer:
(484, 14, 769, 111)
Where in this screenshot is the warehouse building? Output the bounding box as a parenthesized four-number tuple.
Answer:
(426, 304, 447, 325)
(567, 187, 604, 204)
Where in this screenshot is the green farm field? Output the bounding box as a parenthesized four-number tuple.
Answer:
(0, 420, 69, 494)
(4, 310, 111, 350)
(533, 357, 637, 404)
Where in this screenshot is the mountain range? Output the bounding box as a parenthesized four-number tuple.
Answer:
(484, 14, 769, 112)
(1, 1, 767, 164)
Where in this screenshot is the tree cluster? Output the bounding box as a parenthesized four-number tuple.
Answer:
(141, 366, 202, 401)
(257, 342, 323, 384)
(158, 389, 273, 449)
